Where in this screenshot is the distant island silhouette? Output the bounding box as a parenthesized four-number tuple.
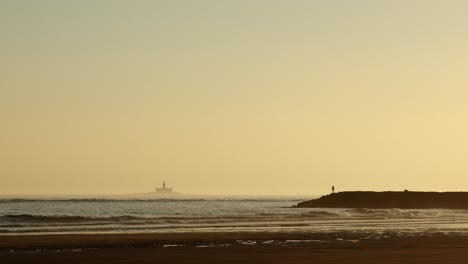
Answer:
(296, 191, 468, 209)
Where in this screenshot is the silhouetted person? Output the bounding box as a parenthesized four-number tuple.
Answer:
(332, 185, 335, 193)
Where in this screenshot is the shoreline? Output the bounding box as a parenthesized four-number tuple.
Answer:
(2, 230, 468, 250)
(2, 231, 468, 263)
(0, 231, 382, 251)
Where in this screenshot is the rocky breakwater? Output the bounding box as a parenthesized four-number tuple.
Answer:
(296, 191, 468, 209)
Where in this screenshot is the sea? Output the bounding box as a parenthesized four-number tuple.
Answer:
(2, 195, 468, 236)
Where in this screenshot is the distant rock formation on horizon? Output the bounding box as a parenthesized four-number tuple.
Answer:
(296, 191, 468, 209)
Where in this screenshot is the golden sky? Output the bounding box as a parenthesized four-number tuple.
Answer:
(2, 1, 468, 195)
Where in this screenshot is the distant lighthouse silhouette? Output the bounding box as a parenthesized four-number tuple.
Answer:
(155, 181, 173, 194)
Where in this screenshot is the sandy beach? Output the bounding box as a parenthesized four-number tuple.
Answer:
(2, 232, 468, 264)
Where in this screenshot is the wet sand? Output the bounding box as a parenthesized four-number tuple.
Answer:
(1, 232, 468, 263)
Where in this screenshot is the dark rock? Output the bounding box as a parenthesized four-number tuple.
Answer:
(296, 191, 468, 209)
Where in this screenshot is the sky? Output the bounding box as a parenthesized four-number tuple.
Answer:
(2, 0, 468, 195)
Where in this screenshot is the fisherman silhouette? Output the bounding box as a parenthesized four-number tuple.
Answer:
(331, 185, 335, 193)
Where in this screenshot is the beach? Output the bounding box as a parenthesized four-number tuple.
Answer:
(2, 198, 468, 263)
(2, 232, 468, 264)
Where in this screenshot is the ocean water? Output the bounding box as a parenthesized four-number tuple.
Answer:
(2, 196, 468, 235)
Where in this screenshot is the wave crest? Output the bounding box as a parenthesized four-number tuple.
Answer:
(0, 214, 141, 223)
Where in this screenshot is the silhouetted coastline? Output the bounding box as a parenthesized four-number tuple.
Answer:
(296, 191, 468, 209)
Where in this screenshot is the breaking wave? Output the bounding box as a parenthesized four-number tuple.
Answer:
(2, 198, 468, 235)
(0, 214, 141, 223)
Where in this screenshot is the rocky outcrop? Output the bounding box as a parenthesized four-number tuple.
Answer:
(296, 191, 468, 209)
